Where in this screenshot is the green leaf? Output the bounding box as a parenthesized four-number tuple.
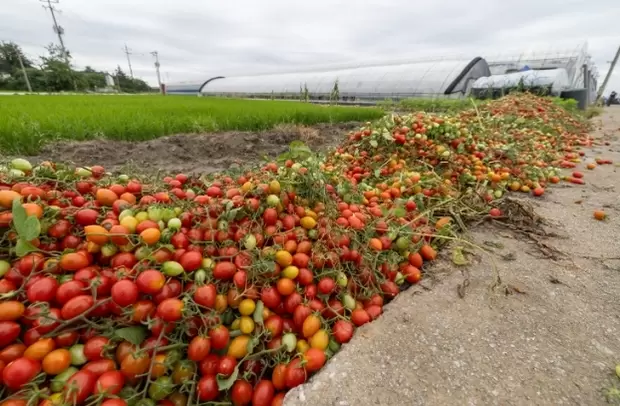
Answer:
(289, 140, 307, 150)
(374, 169, 381, 178)
(369, 139, 378, 148)
(253, 300, 264, 324)
(216, 367, 239, 391)
(115, 326, 147, 346)
(392, 207, 406, 218)
(15, 239, 37, 257)
(22, 216, 41, 241)
(11, 198, 27, 237)
(246, 336, 259, 355)
(452, 246, 468, 266)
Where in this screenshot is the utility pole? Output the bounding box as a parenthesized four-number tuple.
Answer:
(17, 52, 33, 92)
(40, 0, 77, 91)
(123, 43, 134, 78)
(596, 45, 620, 102)
(151, 51, 163, 94)
(40, 0, 69, 64)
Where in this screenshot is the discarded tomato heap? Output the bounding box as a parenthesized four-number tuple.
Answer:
(0, 94, 599, 406)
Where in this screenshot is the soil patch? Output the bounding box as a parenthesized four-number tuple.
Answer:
(25, 122, 359, 174)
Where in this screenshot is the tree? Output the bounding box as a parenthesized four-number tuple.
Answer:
(0, 42, 33, 74)
(40, 43, 75, 91)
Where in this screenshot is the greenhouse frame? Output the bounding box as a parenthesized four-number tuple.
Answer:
(164, 43, 599, 106)
(197, 58, 490, 101)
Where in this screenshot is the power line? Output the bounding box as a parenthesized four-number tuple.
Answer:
(123, 43, 134, 78)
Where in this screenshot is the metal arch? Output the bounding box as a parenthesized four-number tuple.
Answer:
(198, 76, 226, 93)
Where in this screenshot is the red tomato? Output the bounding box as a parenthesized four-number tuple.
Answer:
(83, 359, 116, 376)
(303, 348, 326, 372)
(199, 354, 220, 376)
(84, 336, 109, 361)
(217, 355, 237, 377)
(231, 379, 253, 405)
(252, 380, 275, 406)
(56, 280, 86, 305)
(95, 370, 125, 395)
(272, 363, 287, 390)
(332, 320, 354, 343)
(135, 269, 166, 295)
(75, 209, 99, 226)
(101, 400, 127, 406)
(284, 358, 307, 388)
(197, 375, 219, 401)
(264, 315, 284, 338)
(156, 298, 184, 322)
(212, 262, 236, 280)
(188, 336, 211, 362)
(260, 287, 281, 310)
(209, 325, 230, 350)
(61, 295, 94, 320)
(179, 251, 202, 272)
(0, 321, 21, 348)
(26, 276, 59, 303)
(2, 357, 41, 390)
(193, 284, 217, 308)
(63, 369, 97, 404)
(351, 308, 371, 326)
(111, 280, 139, 307)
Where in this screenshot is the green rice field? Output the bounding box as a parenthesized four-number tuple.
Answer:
(0, 95, 384, 154)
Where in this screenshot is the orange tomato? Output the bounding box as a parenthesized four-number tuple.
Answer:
(42, 348, 71, 375)
(96, 188, 119, 206)
(22, 203, 43, 219)
(140, 228, 161, 245)
(24, 338, 56, 361)
(84, 225, 109, 245)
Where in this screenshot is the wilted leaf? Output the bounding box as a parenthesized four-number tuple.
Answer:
(115, 326, 147, 346)
(15, 239, 38, 257)
(369, 139, 378, 148)
(452, 246, 468, 266)
(216, 367, 239, 391)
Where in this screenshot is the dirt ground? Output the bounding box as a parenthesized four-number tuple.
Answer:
(284, 106, 620, 406)
(25, 122, 359, 174)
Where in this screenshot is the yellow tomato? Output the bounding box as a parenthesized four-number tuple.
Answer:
(215, 294, 228, 313)
(282, 266, 299, 280)
(227, 335, 251, 359)
(309, 329, 329, 350)
(296, 339, 310, 354)
(274, 250, 293, 267)
(300, 216, 317, 230)
(238, 299, 256, 316)
(120, 216, 138, 233)
(239, 316, 255, 334)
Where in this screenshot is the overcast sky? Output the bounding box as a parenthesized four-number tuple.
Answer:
(1, 0, 618, 95)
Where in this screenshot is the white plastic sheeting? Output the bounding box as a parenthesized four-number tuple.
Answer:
(200, 58, 490, 100)
(485, 43, 597, 91)
(472, 69, 570, 96)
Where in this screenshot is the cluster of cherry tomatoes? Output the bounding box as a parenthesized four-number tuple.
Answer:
(0, 94, 598, 406)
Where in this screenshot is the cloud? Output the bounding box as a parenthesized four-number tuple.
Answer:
(1, 0, 618, 94)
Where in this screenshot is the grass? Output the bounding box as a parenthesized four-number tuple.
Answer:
(0, 95, 384, 155)
(378, 98, 475, 113)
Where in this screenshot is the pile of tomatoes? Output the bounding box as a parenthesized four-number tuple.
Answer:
(0, 94, 599, 406)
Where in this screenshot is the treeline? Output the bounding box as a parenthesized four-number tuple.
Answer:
(0, 41, 152, 93)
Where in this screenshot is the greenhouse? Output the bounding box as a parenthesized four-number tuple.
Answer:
(165, 76, 223, 95)
(198, 58, 491, 101)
